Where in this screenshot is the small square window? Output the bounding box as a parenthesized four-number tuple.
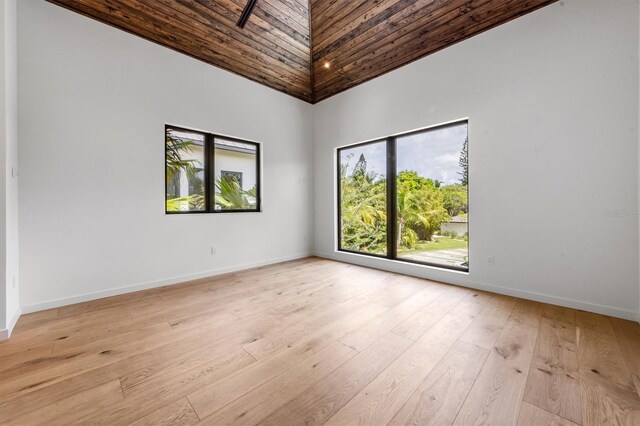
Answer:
(165, 126, 261, 214)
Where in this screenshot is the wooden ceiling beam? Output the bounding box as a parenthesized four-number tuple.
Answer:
(145, 0, 309, 74)
(237, 0, 258, 28)
(113, 0, 309, 87)
(210, 0, 310, 59)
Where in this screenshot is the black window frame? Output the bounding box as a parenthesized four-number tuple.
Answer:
(165, 124, 262, 215)
(337, 120, 469, 273)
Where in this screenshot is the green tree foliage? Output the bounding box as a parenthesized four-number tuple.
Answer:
(396, 171, 449, 248)
(215, 176, 257, 210)
(340, 154, 387, 254)
(340, 157, 455, 252)
(441, 184, 468, 217)
(458, 137, 468, 186)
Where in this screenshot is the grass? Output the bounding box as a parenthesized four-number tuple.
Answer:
(398, 236, 467, 253)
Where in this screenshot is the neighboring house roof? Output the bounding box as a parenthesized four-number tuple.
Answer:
(169, 130, 256, 155)
(448, 216, 468, 223)
(215, 139, 257, 155)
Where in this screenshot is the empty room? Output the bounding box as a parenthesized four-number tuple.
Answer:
(0, 0, 639, 425)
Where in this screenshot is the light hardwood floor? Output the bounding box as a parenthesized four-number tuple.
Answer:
(1, 257, 639, 425)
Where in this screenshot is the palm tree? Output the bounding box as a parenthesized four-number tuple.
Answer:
(165, 130, 199, 185)
(396, 186, 449, 249)
(215, 176, 256, 210)
(165, 130, 206, 211)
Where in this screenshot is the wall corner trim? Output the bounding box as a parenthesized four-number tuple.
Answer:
(0, 306, 21, 340)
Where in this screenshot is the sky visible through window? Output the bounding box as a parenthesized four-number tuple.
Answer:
(341, 124, 467, 185)
(397, 124, 467, 184)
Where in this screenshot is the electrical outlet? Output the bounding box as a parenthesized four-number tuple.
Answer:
(487, 256, 495, 265)
(210, 247, 217, 255)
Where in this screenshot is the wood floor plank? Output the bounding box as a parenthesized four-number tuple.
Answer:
(242, 294, 377, 359)
(392, 285, 470, 341)
(523, 316, 582, 424)
(194, 341, 357, 425)
(339, 285, 445, 351)
(360, 275, 430, 308)
(543, 304, 576, 325)
(324, 291, 491, 426)
(458, 294, 518, 349)
(0, 343, 53, 374)
(1, 258, 638, 425)
(577, 327, 640, 426)
(9, 308, 59, 332)
(6, 379, 124, 425)
(518, 401, 580, 426)
(388, 340, 489, 426)
(121, 333, 253, 393)
(0, 339, 223, 422)
(129, 397, 200, 426)
(186, 303, 387, 421)
(0, 322, 175, 400)
(509, 299, 544, 328)
(1, 306, 253, 409)
(575, 311, 615, 335)
(609, 317, 640, 397)
(260, 332, 413, 426)
(84, 349, 254, 425)
(453, 318, 539, 426)
(0, 306, 138, 355)
(50, 313, 174, 354)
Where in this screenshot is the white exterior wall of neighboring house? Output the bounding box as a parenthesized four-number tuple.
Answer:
(178, 144, 204, 198)
(214, 149, 257, 192)
(440, 221, 468, 238)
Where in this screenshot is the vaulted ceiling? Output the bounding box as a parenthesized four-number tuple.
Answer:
(47, 0, 557, 103)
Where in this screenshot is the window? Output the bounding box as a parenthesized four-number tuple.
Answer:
(221, 171, 243, 188)
(165, 125, 261, 214)
(338, 121, 468, 272)
(339, 140, 387, 256)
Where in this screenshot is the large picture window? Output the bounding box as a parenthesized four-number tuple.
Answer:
(165, 125, 261, 214)
(338, 121, 468, 272)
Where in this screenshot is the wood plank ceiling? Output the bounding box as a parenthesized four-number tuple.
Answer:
(47, 0, 557, 103)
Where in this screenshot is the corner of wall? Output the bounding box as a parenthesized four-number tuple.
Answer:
(0, 305, 20, 340)
(1, 0, 19, 335)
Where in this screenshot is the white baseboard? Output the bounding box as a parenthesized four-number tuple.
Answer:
(0, 306, 22, 340)
(316, 251, 639, 322)
(21, 253, 312, 314)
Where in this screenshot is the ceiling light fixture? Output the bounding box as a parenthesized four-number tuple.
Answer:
(324, 62, 330, 69)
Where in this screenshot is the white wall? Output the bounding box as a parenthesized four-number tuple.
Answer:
(18, 0, 314, 312)
(0, 0, 18, 339)
(313, 0, 640, 320)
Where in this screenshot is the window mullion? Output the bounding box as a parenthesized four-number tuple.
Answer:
(387, 137, 397, 260)
(205, 133, 214, 212)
